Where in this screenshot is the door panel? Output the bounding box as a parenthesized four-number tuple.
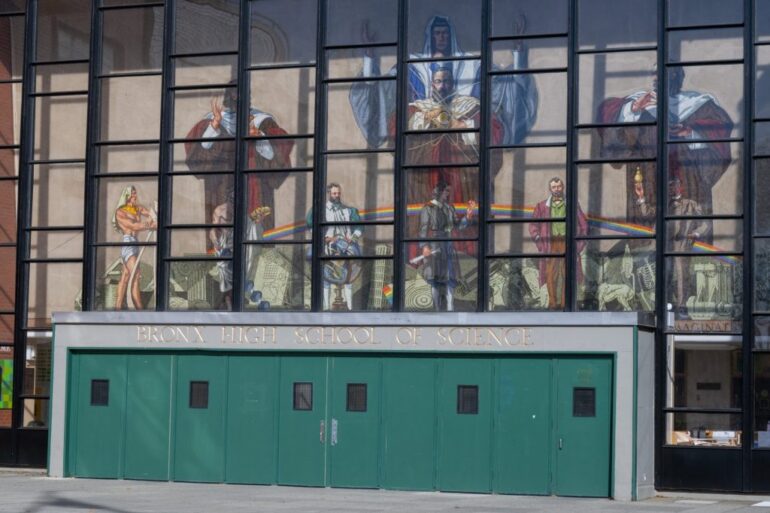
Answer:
(437, 358, 493, 492)
(226, 355, 278, 484)
(381, 357, 436, 490)
(173, 354, 227, 483)
(277, 356, 328, 486)
(494, 358, 552, 495)
(123, 354, 172, 481)
(554, 357, 613, 497)
(328, 357, 380, 488)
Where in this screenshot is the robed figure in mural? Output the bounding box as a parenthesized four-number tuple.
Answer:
(597, 67, 733, 230)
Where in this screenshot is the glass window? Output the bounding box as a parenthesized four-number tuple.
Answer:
(31, 164, 85, 228)
(173, 86, 237, 142)
(573, 387, 596, 417)
(244, 244, 311, 311)
(490, 72, 564, 145)
(99, 76, 162, 142)
(0, 1, 25, 14)
(326, 47, 397, 80)
(98, 144, 159, 174)
(293, 382, 312, 410)
(754, 240, 770, 311)
(668, 27, 743, 64)
(90, 379, 108, 406)
(326, 0, 397, 47)
(405, 168, 479, 240)
(0, 346, 13, 428)
(665, 219, 742, 253)
(665, 412, 742, 446)
(491, 0, 568, 38)
(0, 247, 15, 311)
(250, 0, 317, 66)
(168, 260, 232, 311)
(22, 399, 48, 428)
(36, 0, 91, 62)
(101, 6, 163, 74)
(577, 127, 657, 161)
(250, 68, 316, 136)
(171, 174, 232, 226)
(755, 353, 770, 445)
(174, 55, 239, 88)
(175, 0, 239, 55)
(457, 385, 478, 414)
(244, 171, 312, 241)
(327, 80, 395, 151)
(189, 381, 209, 409)
(757, 122, 770, 156)
(407, 0, 481, 58)
(488, 257, 564, 311)
(758, 0, 770, 43)
(0, 179, 19, 242)
(34, 63, 89, 93)
(94, 245, 156, 311)
(491, 37, 567, 71)
(666, 338, 742, 409)
(403, 241, 477, 312)
(325, 154, 394, 218)
(667, 0, 743, 28)
(578, 0, 656, 50)
(29, 231, 83, 260)
(346, 383, 367, 412)
(34, 95, 88, 161)
(27, 262, 83, 328)
(96, 177, 158, 243)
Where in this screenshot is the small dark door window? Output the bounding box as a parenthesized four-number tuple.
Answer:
(189, 381, 209, 409)
(573, 387, 596, 417)
(457, 385, 479, 414)
(90, 379, 109, 406)
(293, 382, 313, 410)
(346, 383, 367, 412)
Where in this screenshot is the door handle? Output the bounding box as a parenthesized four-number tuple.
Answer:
(558, 437, 563, 450)
(331, 418, 338, 446)
(320, 420, 325, 444)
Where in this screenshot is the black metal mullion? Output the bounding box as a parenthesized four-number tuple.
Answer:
(393, 0, 406, 312)
(82, 0, 102, 311)
(576, 45, 658, 55)
(565, 0, 576, 312)
(488, 32, 570, 42)
(310, 0, 326, 312)
(479, 0, 489, 312)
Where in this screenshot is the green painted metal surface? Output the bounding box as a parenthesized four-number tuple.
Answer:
(554, 357, 613, 497)
(123, 354, 172, 481)
(277, 356, 327, 486)
(70, 353, 126, 478)
(436, 358, 493, 492)
(494, 358, 552, 495)
(328, 356, 381, 488)
(381, 357, 436, 491)
(173, 354, 226, 483)
(226, 355, 277, 484)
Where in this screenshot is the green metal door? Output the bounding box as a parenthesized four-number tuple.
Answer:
(277, 356, 328, 486)
(68, 353, 126, 478)
(381, 357, 436, 491)
(436, 358, 493, 492)
(226, 355, 278, 484)
(494, 357, 552, 495)
(328, 356, 380, 488)
(173, 354, 227, 483)
(123, 354, 172, 481)
(554, 357, 613, 497)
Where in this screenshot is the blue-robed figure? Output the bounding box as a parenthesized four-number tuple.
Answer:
(349, 15, 539, 148)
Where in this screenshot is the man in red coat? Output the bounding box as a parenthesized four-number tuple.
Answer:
(529, 177, 588, 309)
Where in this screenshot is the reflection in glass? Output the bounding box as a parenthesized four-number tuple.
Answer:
(27, 262, 83, 328)
(580, 239, 656, 312)
(757, 122, 770, 156)
(98, 144, 159, 174)
(100, 76, 162, 142)
(666, 256, 742, 331)
(326, 47, 397, 80)
(0, 148, 19, 177)
(175, 0, 238, 55)
(754, 240, 770, 312)
(578, 0, 656, 50)
(666, 219, 741, 253)
(34, 63, 89, 93)
(668, 0, 742, 28)
(34, 95, 88, 161)
(0, 247, 15, 311)
(404, 242, 477, 312)
(37, 0, 91, 62)
(0, 345, 12, 428)
(405, 168, 478, 239)
(245, 171, 312, 241)
(250, 68, 315, 135)
(250, 0, 317, 66)
(326, 153, 394, 218)
(488, 257, 563, 311)
(491, 38, 566, 70)
(328, 81, 396, 151)
(326, 0, 397, 47)
(23, 337, 52, 396)
(96, 179, 157, 243)
(174, 87, 237, 141)
(755, 354, 770, 441)
(488, 222, 549, 255)
(243, 244, 311, 311)
(407, 1, 481, 57)
(491, 0, 567, 37)
(171, 174, 233, 225)
(0, 315, 14, 343)
(759, 0, 770, 42)
(665, 412, 741, 447)
(31, 164, 85, 228)
(668, 28, 742, 64)
(0, 179, 18, 242)
(492, 72, 563, 145)
(29, 231, 83, 260)
(101, 6, 163, 74)
(174, 55, 238, 87)
(168, 260, 231, 311)
(22, 399, 49, 428)
(579, 126, 656, 161)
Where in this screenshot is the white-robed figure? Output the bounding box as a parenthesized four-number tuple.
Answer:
(349, 15, 538, 148)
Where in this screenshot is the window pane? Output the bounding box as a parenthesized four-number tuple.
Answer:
(457, 385, 478, 414)
(0, 247, 15, 310)
(168, 260, 232, 311)
(573, 388, 596, 417)
(755, 353, 770, 443)
(666, 256, 742, 332)
(578, 0, 656, 50)
(189, 381, 208, 409)
(666, 219, 742, 253)
(320, 225, 393, 257)
(404, 58, 481, 116)
(577, 126, 657, 161)
(667, 65, 741, 141)
(98, 144, 159, 174)
(755, 317, 770, 349)
(405, 168, 479, 240)
(326, 0, 397, 47)
(758, 0, 770, 43)
(327, 47, 397, 80)
(36, 0, 91, 62)
(34, 63, 88, 93)
(490, 147, 566, 220)
(293, 382, 312, 410)
(328, 80, 396, 151)
(408, 0, 480, 57)
(669, 28, 742, 64)
(665, 412, 741, 447)
(100, 76, 162, 141)
(173, 55, 238, 88)
(578, 51, 657, 126)
(174, 86, 237, 142)
(0, 346, 13, 428)
(34, 95, 88, 160)
(94, 245, 156, 311)
(757, 122, 770, 156)
(27, 262, 83, 328)
(0, 84, 21, 148)
(90, 379, 109, 406)
(491, 37, 566, 71)
(319, 258, 393, 311)
(666, 339, 742, 410)
(245, 243, 311, 311)
(170, 228, 217, 258)
(24, 336, 51, 396)
(31, 164, 85, 228)
(244, 137, 313, 170)
(579, 239, 656, 312)
(0, 148, 20, 177)
(577, 163, 657, 237)
(96, 178, 158, 243)
(754, 240, 770, 312)
(101, 6, 163, 74)
(346, 384, 368, 412)
(489, 222, 563, 255)
(756, 159, 770, 235)
(0, 179, 18, 242)
(22, 399, 48, 428)
(404, 241, 477, 312)
(244, 171, 312, 242)
(0, 1, 25, 14)
(488, 257, 563, 311)
(175, 0, 238, 55)
(491, 0, 567, 38)
(250, 0, 317, 66)
(491, 72, 563, 145)
(29, 231, 83, 259)
(0, 315, 14, 343)
(250, 68, 315, 136)
(325, 154, 394, 220)
(171, 174, 232, 225)
(667, 0, 743, 28)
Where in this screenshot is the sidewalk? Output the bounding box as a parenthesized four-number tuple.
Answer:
(0, 470, 769, 513)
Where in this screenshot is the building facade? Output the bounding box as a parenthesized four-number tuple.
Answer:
(0, 0, 768, 495)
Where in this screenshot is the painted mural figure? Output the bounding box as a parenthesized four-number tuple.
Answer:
(349, 14, 538, 148)
(528, 177, 587, 309)
(634, 178, 710, 312)
(598, 67, 734, 228)
(209, 189, 235, 309)
(415, 182, 476, 311)
(112, 186, 157, 310)
(306, 183, 363, 311)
